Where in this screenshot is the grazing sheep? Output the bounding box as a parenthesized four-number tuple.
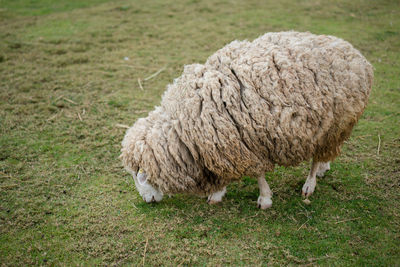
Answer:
(121, 31, 373, 209)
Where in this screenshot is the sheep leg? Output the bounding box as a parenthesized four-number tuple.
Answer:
(257, 175, 273, 209)
(316, 161, 330, 177)
(302, 160, 321, 198)
(207, 187, 227, 205)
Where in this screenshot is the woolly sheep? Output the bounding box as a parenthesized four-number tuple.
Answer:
(121, 31, 373, 209)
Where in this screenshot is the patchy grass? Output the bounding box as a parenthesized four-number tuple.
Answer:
(0, 0, 399, 265)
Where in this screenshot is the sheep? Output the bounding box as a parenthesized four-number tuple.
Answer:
(121, 31, 373, 209)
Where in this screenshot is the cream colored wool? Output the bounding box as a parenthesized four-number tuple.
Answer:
(121, 31, 373, 196)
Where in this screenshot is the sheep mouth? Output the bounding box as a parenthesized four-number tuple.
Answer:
(143, 195, 157, 203)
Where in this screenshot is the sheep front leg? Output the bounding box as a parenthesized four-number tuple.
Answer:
(257, 175, 273, 209)
(207, 186, 227, 205)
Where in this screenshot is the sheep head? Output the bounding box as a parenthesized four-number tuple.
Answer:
(121, 114, 165, 203)
(132, 169, 163, 203)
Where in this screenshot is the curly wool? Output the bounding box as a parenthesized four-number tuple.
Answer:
(121, 31, 373, 196)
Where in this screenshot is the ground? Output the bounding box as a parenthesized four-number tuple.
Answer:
(0, 0, 399, 265)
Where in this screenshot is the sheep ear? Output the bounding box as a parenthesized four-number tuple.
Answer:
(137, 170, 148, 185)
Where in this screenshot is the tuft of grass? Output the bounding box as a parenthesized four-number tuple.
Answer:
(1, 0, 399, 265)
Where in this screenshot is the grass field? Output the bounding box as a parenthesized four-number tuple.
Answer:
(1, 0, 399, 265)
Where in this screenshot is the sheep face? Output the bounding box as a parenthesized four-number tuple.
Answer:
(132, 169, 163, 203)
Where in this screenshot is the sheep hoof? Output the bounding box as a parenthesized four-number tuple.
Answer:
(207, 199, 221, 205)
(207, 195, 222, 205)
(207, 187, 226, 205)
(257, 196, 272, 209)
(301, 183, 315, 198)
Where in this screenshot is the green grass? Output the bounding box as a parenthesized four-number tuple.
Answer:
(1, 0, 399, 265)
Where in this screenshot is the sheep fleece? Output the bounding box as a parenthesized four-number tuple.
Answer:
(121, 31, 373, 195)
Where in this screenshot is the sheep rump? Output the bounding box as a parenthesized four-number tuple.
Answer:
(121, 31, 373, 196)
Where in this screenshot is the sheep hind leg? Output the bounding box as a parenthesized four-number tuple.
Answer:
(207, 187, 227, 205)
(316, 161, 330, 177)
(302, 160, 321, 198)
(257, 174, 273, 209)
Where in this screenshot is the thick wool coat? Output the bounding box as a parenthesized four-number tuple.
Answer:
(121, 31, 373, 195)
